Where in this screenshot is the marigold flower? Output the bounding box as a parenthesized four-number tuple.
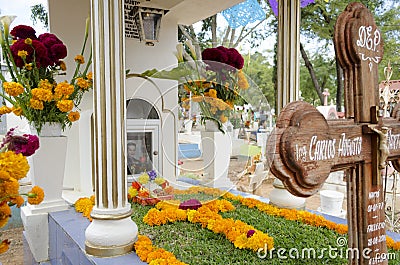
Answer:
(54, 81, 74, 98)
(10, 195, 24, 208)
(17, 50, 28, 58)
(86, 72, 93, 80)
(68, 111, 80, 122)
(0, 171, 10, 181)
(38, 79, 53, 90)
(32, 88, 53, 102)
(219, 114, 228, 123)
(3, 81, 24, 96)
(76, 77, 90, 90)
(0, 151, 29, 180)
(74, 55, 85, 64)
(25, 63, 32, 70)
(27, 186, 45, 205)
(2, 177, 19, 195)
(59, 61, 67, 71)
(0, 239, 10, 254)
(12, 106, 24, 116)
(24, 38, 32, 45)
(0, 106, 12, 115)
(208, 89, 217, 98)
(0, 203, 11, 228)
(29, 99, 44, 110)
(56, 100, 74, 112)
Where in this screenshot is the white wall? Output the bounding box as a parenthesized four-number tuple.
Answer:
(48, 0, 179, 194)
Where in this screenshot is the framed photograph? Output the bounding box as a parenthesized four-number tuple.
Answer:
(127, 132, 153, 175)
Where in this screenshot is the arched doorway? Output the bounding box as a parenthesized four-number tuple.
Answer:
(126, 98, 161, 176)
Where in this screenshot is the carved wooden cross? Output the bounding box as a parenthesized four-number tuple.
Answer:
(267, 3, 399, 264)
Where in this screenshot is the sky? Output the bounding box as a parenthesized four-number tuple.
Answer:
(0, 0, 48, 34)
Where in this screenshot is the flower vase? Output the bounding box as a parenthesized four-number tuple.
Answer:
(28, 123, 68, 213)
(204, 120, 220, 132)
(200, 129, 233, 188)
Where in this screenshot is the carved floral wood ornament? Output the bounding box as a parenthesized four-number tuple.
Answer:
(266, 2, 400, 264)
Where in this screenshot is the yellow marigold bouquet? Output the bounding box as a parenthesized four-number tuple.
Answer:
(0, 127, 44, 254)
(140, 41, 249, 132)
(0, 16, 92, 134)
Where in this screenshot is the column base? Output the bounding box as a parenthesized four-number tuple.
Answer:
(85, 209, 138, 257)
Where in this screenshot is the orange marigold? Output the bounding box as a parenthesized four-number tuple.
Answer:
(27, 186, 45, 205)
(0, 151, 29, 180)
(74, 55, 85, 64)
(59, 61, 67, 71)
(54, 81, 74, 99)
(12, 107, 23, 116)
(3, 82, 24, 96)
(10, 195, 25, 208)
(32, 88, 53, 102)
(38, 79, 53, 90)
(0, 239, 10, 254)
(56, 100, 74, 112)
(76, 77, 90, 90)
(68, 111, 80, 122)
(0, 106, 12, 115)
(29, 99, 44, 110)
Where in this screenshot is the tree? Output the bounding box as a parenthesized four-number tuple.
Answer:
(300, 0, 400, 109)
(30, 4, 49, 30)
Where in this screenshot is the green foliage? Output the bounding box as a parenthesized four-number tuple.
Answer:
(242, 51, 275, 108)
(30, 4, 48, 30)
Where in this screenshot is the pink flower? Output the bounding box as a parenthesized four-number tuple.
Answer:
(1, 128, 40, 157)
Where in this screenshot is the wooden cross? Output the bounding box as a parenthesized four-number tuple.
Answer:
(267, 3, 399, 264)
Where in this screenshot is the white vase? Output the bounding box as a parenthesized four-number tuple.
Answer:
(28, 132, 69, 213)
(204, 120, 220, 132)
(30, 122, 63, 137)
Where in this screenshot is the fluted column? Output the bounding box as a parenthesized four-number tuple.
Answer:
(276, 0, 300, 114)
(85, 0, 138, 256)
(270, 0, 306, 209)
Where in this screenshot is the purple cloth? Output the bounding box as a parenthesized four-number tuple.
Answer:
(269, 0, 315, 16)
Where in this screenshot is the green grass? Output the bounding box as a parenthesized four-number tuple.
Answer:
(131, 193, 400, 265)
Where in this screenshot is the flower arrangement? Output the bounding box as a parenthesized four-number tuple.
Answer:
(128, 170, 174, 205)
(0, 16, 93, 134)
(0, 127, 44, 254)
(141, 41, 249, 132)
(75, 186, 400, 264)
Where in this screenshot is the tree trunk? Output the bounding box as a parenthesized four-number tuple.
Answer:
(300, 43, 324, 104)
(211, 15, 217, 47)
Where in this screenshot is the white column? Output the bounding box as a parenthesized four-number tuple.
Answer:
(85, 0, 138, 256)
(276, 0, 300, 114)
(269, 0, 306, 209)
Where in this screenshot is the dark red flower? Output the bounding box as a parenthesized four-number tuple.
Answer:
(10, 39, 49, 68)
(178, 199, 202, 210)
(10, 25, 37, 40)
(38, 33, 67, 65)
(246, 229, 256, 238)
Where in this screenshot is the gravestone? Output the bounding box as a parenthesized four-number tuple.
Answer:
(267, 3, 398, 264)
